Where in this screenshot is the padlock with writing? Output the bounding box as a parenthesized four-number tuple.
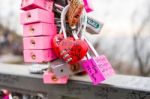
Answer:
(78, 11, 115, 85)
(58, 5, 88, 64)
(81, 37, 115, 85)
(52, 33, 74, 57)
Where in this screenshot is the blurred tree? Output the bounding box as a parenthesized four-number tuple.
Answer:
(132, 1, 150, 76)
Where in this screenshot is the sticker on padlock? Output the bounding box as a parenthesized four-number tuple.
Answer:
(81, 38, 115, 85)
(82, 0, 93, 13)
(43, 71, 68, 84)
(20, 8, 54, 25)
(24, 49, 57, 63)
(23, 23, 57, 37)
(87, 17, 104, 34)
(58, 5, 88, 64)
(21, 0, 54, 12)
(50, 59, 84, 77)
(67, 0, 84, 26)
(23, 36, 54, 50)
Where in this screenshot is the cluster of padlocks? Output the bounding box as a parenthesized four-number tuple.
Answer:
(20, 0, 115, 85)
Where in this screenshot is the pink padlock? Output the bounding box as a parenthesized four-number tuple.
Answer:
(23, 23, 57, 37)
(94, 55, 115, 78)
(20, 8, 54, 25)
(24, 49, 57, 63)
(43, 71, 68, 84)
(83, 0, 93, 13)
(81, 38, 115, 85)
(23, 36, 54, 50)
(21, 0, 54, 12)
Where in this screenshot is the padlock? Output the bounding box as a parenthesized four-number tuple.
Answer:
(77, 11, 115, 85)
(67, 0, 84, 26)
(58, 5, 88, 64)
(51, 4, 103, 34)
(24, 49, 57, 63)
(23, 23, 57, 37)
(29, 64, 49, 74)
(86, 17, 104, 34)
(21, 0, 54, 12)
(52, 33, 74, 57)
(23, 36, 54, 50)
(82, 0, 93, 13)
(81, 37, 115, 85)
(20, 8, 54, 25)
(50, 59, 84, 77)
(59, 38, 88, 64)
(43, 71, 68, 84)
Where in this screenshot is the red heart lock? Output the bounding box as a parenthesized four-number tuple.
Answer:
(52, 34, 64, 57)
(52, 34, 74, 57)
(59, 38, 88, 64)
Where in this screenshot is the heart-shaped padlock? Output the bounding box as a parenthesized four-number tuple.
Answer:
(55, 4, 88, 64)
(52, 34, 74, 57)
(59, 38, 88, 64)
(52, 34, 64, 57)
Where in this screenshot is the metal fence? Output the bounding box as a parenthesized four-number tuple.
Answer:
(0, 63, 150, 99)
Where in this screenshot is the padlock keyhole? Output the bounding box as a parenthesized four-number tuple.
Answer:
(27, 13, 31, 18)
(60, 69, 64, 72)
(31, 54, 36, 60)
(30, 27, 35, 33)
(51, 76, 58, 81)
(30, 39, 35, 45)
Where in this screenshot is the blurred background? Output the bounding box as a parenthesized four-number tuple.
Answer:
(0, 0, 150, 76)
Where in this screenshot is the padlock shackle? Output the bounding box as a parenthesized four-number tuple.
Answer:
(81, 9, 88, 40)
(61, 5, 70, 38)
(84, 37, 99, 57)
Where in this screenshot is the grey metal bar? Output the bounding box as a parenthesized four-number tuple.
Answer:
(0, 63, 150, 99)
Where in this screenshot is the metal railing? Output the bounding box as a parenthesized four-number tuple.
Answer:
(0, 63, 150, 99)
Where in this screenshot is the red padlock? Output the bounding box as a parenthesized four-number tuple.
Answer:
(52, 33, 74, 58)
(59, 38, 88, 64)
(58, 5, 88, 64)
(52, 33, 64, 57)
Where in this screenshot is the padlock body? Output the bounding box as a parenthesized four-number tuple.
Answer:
(23, 23, 57, 37)
(24, 49, 57, 63)
(81, 55, 115, 85)
(20, 8, 54, 25)
(51, 59, 84, 77)
(43, 71, 68, 84)
(21, 0, 54, 12)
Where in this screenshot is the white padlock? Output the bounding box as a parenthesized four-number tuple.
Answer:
(50, 59, 84, 78)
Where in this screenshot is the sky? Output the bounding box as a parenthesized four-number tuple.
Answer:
(0, 0, 149, 37)
(0, 0, 149, 67)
